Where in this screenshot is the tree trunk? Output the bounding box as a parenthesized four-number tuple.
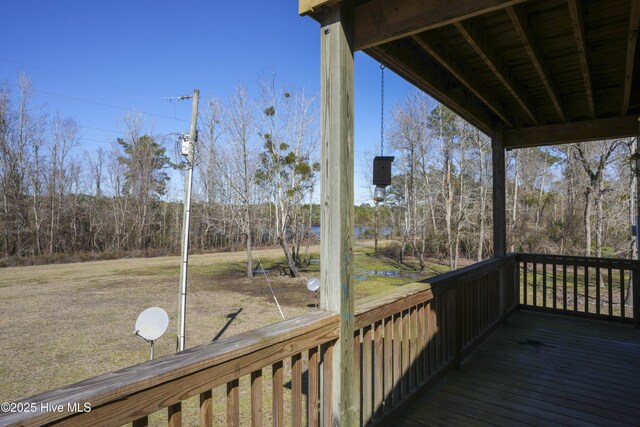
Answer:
(303, 193, 313, 266)
(279, 233, 298, 277)
(419, 220, 426, 271)
(595, 179, 603, 258)
(477, 146, 486, 261)
(535, 154, 547, 228)
(445, 153, 454, 270)
(246, 229, 253, 278)
(584, 187, 592, 256)
(374, 203, 379, 257)
(243, 128, 254, 278)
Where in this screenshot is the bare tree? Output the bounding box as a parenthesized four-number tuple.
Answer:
(428, 105, 461, 269)
(223, 84, 256, 278)
(47, 114, 76, 254)
(507, 150, 519, 252)
(467, 125, 490, 261)
(571, 141, 621, 257)
(256, 78, 317, 277)
(389, 90, 435, 270)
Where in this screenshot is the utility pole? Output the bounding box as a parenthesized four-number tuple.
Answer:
(177, 89, 199, 352)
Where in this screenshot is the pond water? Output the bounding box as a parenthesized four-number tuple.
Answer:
(310, 225, 392, 239)
(355, 270, 420, 281)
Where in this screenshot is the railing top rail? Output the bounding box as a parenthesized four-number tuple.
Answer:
(354, 282, 433, 328)
(517, 253, 638, 269)
(2, 310, 339, 427)
(427, 257, 505, 287)
(353, 256, 511, 328)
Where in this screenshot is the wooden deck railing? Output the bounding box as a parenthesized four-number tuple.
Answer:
(517, 253, 639, 326)
(0, 254, 520, 427)
(352, 255, 517, 425)
(1, 310, 340, 427)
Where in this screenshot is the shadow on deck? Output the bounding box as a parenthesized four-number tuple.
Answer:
(395, 310, 640, 427)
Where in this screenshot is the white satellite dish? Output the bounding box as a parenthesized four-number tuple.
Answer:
(307, 277, 320, 292)
(134, 307, 169, 360)
(307, 277, 320, 310)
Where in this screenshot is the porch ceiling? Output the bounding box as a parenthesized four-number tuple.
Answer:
(300, 0, 640, 148)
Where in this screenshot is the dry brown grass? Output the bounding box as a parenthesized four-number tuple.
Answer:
(0, 242, 444, 425)
(0, 247, 320, 403)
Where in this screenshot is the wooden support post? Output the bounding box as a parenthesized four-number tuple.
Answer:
(492, 134, 507, 319)
(492, 134, 506, 257)
(320, 2, 355, 426)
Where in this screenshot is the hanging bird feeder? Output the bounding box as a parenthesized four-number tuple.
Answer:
(373, 63, 393, 203)
(373, 156, 394, 202)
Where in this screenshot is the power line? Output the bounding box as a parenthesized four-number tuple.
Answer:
(76, 136, 114, 145)
(32, 88, 191, 123)
(78, 125, 126, 135)
(53, 95, 187, 101)
(4, 80, 192, 124)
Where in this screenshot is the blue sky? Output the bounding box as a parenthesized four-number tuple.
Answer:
(1, 0, 416, 204)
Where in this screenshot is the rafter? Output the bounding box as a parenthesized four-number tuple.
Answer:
(567, 0, 595, 119)
(366, 40, 497, 137)
(622, 0, 640, 116)
(455, 21, 539, 125)
(411, 32, 515, 128)
(504, 115, 639, 149)
(352, 0, 528, 50)
(506, 5, 565, 122)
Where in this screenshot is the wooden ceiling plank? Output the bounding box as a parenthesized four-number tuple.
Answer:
(506, 5, 566, 122)
(567, 0, 595, 119)
(622, 0, 640, 116)
(366, 42, 497, 137)
(455, 21, 539, 125)
(353, 0, 529, 51)
(504, 115, 639, 148)
(411, 33, 515, 127)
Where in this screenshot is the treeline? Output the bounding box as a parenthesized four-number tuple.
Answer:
(370, 90, 637, 270)
(0, 75, 320, 274)
(1, 75, 636, 272)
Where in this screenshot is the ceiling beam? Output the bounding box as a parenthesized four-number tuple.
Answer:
(504, 115, 639, 149)
(455, 21, 539, 125)
(567, 0, 595, 119)
(622, 0, 640, 116)
(411, 32, 515, 128)
(353, 0, 529, 51)
(506, 5, 566, 122)
(366, 40, 497, 137)
(299, 0, 340, 16)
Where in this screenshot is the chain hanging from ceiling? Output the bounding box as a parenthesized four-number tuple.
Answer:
(380, 63, 385, 156)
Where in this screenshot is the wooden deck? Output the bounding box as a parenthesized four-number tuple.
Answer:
(394, 310, 640, 427)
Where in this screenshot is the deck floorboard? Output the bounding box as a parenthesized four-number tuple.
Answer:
(394, 310, 640, 427)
